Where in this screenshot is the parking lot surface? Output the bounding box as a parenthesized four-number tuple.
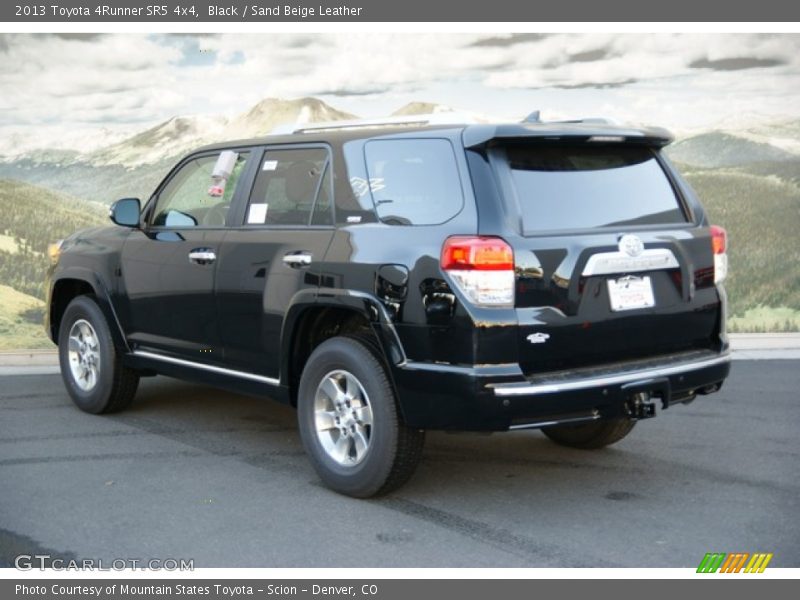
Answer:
(0, 361, 797, 567)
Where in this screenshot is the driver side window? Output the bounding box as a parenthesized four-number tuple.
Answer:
(152, 151, 249, 227)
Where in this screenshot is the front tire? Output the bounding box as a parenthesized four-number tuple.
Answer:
(58, 295, 139, 414)
(297, 336, 425, 498)
(542, 418, 636, 449)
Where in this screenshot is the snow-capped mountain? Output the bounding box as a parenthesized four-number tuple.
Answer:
(86, 114, 228, 168)
(3, 96, 799, 204)
(666, 127, 800, 168)
(723, 118, 800, 156)
(0, 97, 358, 169)
(225, 97, 357, 139)
(0, 97, 362, 203)
(391, 101, 493, 123)
(83, 97, 357, 168)
(391, 102, 456, 116)
(0, 126, 138, 163)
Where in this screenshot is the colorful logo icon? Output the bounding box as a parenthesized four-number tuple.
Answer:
(697, 552, 773, 573)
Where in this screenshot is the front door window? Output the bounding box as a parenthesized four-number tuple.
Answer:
(152, 151, 249, 228)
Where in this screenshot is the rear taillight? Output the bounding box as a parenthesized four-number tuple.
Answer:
(441, 236, 515, 307)
(711, 225, 728, 283)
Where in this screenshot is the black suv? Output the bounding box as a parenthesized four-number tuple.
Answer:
(45, 116, 731, 497)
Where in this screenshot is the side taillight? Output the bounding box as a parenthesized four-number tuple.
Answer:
(441, 236, 515, 307)
(711, 225, 728, 284)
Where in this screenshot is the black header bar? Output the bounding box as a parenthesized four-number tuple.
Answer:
(4, 0, 800, 22)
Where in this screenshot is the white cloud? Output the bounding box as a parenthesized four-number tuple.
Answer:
(1, 32, 798, 151)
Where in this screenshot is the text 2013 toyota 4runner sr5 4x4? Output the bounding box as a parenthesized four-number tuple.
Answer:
(46, 115, 731, 497)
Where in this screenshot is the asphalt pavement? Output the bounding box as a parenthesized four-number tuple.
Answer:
(0, 360, 798, 568)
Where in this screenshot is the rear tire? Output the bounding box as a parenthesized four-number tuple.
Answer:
(542, 418, 636, 449)
(58, 295, 139, 414)
(297, 335, 425, 498)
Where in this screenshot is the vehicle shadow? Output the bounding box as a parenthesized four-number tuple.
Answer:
(119, 375, 664, 503)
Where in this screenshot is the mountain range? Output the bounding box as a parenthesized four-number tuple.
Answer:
(4, 95, 800, 171)
(0, 98, 359, 202)
(666, 132, 798, 168)
(1, 94, 798, 219)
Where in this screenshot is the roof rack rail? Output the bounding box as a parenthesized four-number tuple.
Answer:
(270, 112, 477, 135)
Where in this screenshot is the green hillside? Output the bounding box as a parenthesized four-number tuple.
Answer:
(0, 284, 51, 350)
(0, 158, 171, 205)
(681, 168, 800, 331)
(666, 132, 796, 168)
(0, 179, 106, 301)
(0, 179, 106, 348)
(734, 159, 800, 186)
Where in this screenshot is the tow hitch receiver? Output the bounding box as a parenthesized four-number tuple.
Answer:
(622, 377, 671, 420)
(626, 392, 657, 419)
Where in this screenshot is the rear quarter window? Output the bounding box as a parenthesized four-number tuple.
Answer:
(364, 138, 464, 226)
(498, 145, 687, 234)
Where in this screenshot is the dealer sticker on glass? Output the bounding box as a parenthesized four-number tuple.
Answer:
(607, 275, 655, 312)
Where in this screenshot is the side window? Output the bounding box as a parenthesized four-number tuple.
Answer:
(152, 151, 249, 227)
(245, 148, 332, 226)
(311, 165, 333, 225)
(339, 141, 379, 225)
(364, 139, 464, 226)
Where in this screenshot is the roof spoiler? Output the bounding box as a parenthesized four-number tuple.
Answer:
(463, 123, 674, 149)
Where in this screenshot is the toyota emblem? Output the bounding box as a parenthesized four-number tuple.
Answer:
(618, 234, 645, 257)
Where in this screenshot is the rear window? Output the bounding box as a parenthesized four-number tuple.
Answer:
(500, 145, 686, 233)
(364, 139, 464, 226)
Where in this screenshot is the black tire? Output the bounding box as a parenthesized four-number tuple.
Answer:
(541, 418, 636, 450)
(58, 295, 139, 414)
(297, 335, 425, 498)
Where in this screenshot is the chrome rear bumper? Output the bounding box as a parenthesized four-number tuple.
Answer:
(492, 352, 731, 397)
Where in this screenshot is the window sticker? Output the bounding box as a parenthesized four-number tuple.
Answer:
(262, 160, 279, 171)
(213, 151, 239, 179)
(349, 176, 385, 197)
(247, 203, 268, 224)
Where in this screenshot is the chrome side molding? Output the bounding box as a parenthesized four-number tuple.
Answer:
(132, 350, 280, 386)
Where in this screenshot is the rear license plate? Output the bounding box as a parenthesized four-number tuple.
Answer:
(608, 276, 655, 312)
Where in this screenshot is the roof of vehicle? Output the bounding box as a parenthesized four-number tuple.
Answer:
(196, 120, 674, 153)
(195, 124, 465, 152)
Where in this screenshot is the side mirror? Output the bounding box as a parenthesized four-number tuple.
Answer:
(109, 198, 141, 227)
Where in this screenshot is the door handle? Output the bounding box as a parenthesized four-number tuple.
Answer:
(189, 248, 216, 265)
(282, 252, 312, 268)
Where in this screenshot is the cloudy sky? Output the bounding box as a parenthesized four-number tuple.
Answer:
(2, 32, 800, 152)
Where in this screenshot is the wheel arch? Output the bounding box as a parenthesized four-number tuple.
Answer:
(49, 269, 128, 352)
(280, 290, 407, 406)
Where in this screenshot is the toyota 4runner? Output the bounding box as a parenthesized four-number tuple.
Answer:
(45, 115, 731, 497)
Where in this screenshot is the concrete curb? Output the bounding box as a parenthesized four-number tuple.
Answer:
(1, 333, 799, 372)
(0, 350, 59, 366)
(725, 333, 800, 350)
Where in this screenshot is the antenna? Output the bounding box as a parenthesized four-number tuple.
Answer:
(522, 110, 541, 123)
